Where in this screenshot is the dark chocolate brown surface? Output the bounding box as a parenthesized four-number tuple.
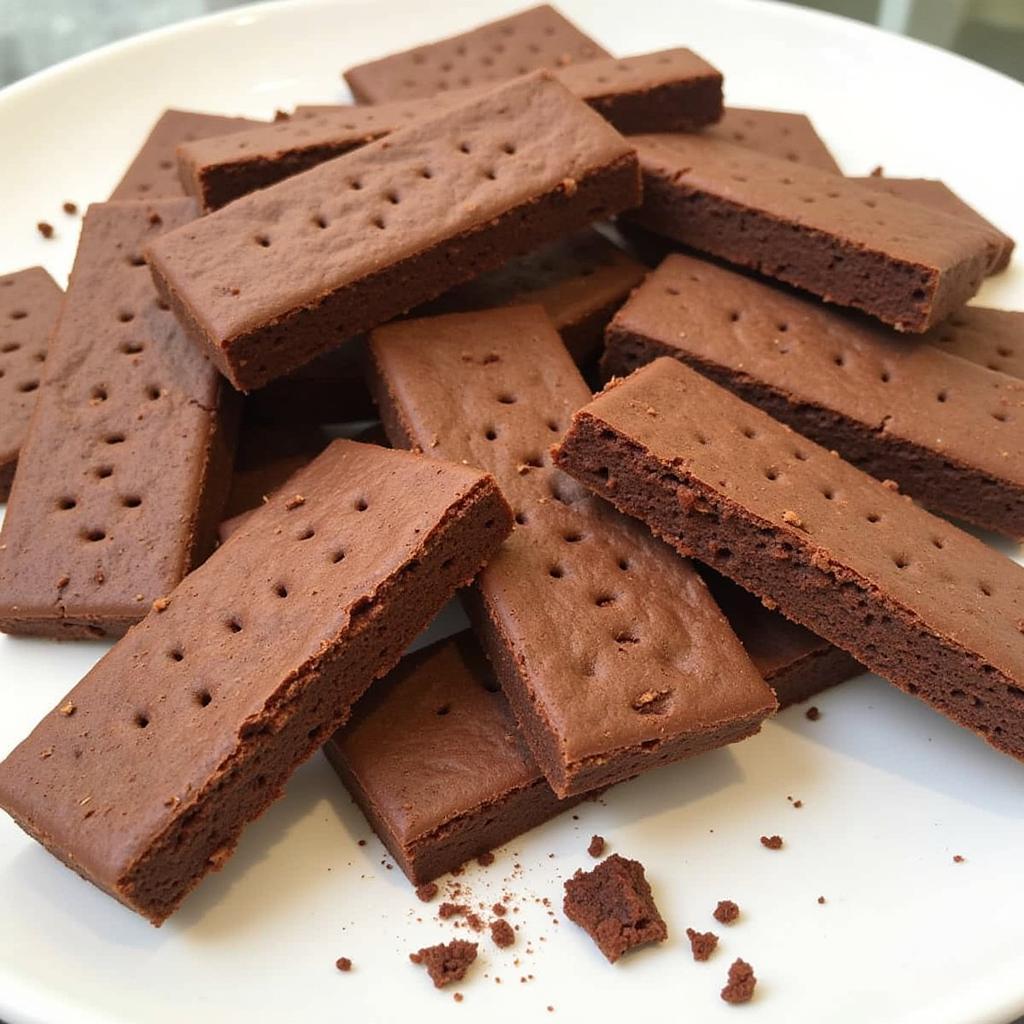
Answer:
(626, 133, 992, 332)
(0, 200, 238, 639)
(325, 633, 578, 884)
(369, 305, 775, 797)
(0, 440, 512, 924)
(147, 74, 641, 390)
(343, 5, 609, 103)
(603, 251, 1024, 538)
(553, 357, 1024, 765)
(0, 267, 63, 501)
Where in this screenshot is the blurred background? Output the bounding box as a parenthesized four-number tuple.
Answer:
(0, 0, 1022, 87)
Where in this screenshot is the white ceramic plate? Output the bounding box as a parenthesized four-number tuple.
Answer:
(1, 2, 1023, 1022)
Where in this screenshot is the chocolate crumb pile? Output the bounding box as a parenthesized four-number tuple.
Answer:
(721, 958, 757, 1004)
(685, 928, 719, 962)
(714, 900, 740, 925)
(410, 940, 478, 989)
(416, 882, 439, 902)
(760, 835, 784, 850)
(36, 221, 54, 239)
(587, 834, 606, 858)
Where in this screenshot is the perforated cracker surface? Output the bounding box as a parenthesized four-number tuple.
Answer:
(0, 200, 235, 638)
(343, 4, 609, 103)
(0, 267, 63, 496)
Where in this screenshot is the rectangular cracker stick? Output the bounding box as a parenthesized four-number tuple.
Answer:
(110, 109, 262, 200)
(855, 175, 1014, 274)
(369, 306, 776, 797)
(184, 50, 720, 211)
(0, 200, 239, 639)
(925, 306, 1023, 379)
(602, 252, 1024, 539)
(699, 569, 862, 708)
(343, 4, 609, 103)
(147, 73, 641, 391)
(626, 133, 992, 332)
(705, 107, 841, 173)
(0, 267, 63, 501)
(0, 440, 512, 924)
(553, 357, 1024, 764)
(325, 633, 580, 884)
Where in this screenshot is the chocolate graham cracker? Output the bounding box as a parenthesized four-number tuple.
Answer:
(700, 569, 862, 707)
(110, 109, 261, 201)
(0, 440, 512, 924)
(0, 200, 239, 639)
(147, 73, 641, 391)
(369, 305, 776, 797)
(925, 306, 1024, 379)
(325, 632, 580, 884)
(553, 357, 1024, 765)
(626, 133, 992, 332)
(857, 175, 1013, 275)
(602, 252, 1024, 539)
(343, 4, 609, 103)
(0, 267, 63, 501)
(705, 107, 841, 173)
(186, 49, 719, 211)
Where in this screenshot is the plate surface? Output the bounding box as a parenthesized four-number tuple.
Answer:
(1, 2, 1023, 1022)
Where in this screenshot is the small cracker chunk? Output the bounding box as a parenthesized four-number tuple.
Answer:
(563, 854, 667, 963)
(714, 899, 740, 924)
(721, 958, 757, 1004)
(490, 918, 515, 948)
(410, 939, 478, 989)
(686, 927, 719, 961)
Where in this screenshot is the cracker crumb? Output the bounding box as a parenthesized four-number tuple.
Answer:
(490, 918, 515, 948)
(781, 509, 805, 529)
(760, 835, 783, 850)
(410, 940, 477, 989)
(721, 958, 757, 1004)
(335, 957, 351, 972)
(37, 221, 54, 239)
(58, 701, 76, 717)
(686, 927, 719, 961)
(284, 493, 305, 510)
(561, 177, 578, 196)
(760, 594, 779, 610)
(805, 705, 821, 721)
(713, 900, 739, 924)
(882, 478, 900, 492)
(152, 596, 170, 612)
(56, 575, 70, 589)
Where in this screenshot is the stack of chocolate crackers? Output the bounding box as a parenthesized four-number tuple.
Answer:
(0, 2, 1021, 945)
